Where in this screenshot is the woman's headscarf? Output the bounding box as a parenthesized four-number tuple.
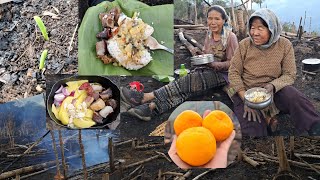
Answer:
(207, 5, 232, 50)
(248, 8, 282, 49)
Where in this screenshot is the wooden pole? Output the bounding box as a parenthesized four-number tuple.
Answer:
(58, 130, 67, 177)
(231, 0, 238, 32)
(303, 11, 306, 28)
(194, 2, 197, 24)
(50, 131, 64, 180)
(108, 137, 115, 172)
(78, 130, 88, 180)
(289, 136, 295, 159)
(309, 16, 312, 34)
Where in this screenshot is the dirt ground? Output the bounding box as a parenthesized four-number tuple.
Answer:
(0, 0, 78, 103)
(105, 136, 320, 180)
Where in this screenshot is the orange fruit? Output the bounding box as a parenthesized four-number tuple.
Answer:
(173, 110, 203, 136)
(176, 127, 216, 166)
(202, 110, 234, 142)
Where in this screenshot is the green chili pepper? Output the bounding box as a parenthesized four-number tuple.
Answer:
(34, 16, 49, 41)
(39, 49, 48, 70)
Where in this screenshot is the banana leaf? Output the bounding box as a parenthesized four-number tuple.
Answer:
(78, 0, 174, 76)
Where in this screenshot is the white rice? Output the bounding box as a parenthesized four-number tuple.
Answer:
(107, 37, 152, 70)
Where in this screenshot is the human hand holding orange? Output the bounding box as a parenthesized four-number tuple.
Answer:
(168, 110, 236, 169)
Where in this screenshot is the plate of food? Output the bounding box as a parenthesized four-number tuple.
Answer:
(78, 0, 174, 76)
(47, 76, 120, 129)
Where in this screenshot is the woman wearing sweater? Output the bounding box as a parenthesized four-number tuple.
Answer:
(228, 8, 320, 136)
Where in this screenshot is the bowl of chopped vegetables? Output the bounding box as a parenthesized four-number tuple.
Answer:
(47, 76, 120, 129)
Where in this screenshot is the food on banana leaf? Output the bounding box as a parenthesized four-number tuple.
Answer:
(95, 7, 154, 70)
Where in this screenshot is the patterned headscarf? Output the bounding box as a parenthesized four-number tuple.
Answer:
(207, 5, 232, 50)
(248, 8, 282, 49)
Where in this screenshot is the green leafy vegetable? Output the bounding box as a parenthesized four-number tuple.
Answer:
(34, 16, 49, 41)
(39, 49, 48, 70)
(78, 0, 174, 76)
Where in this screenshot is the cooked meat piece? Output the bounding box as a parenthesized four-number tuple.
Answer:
(98, 55, 115, 64)
(100, 88, 112, 100)
(91, 84, 103, 92)
(90, 98, 106, 111)
(99, 106, 113, 118)
(110, 7, 121, 25)
(92, 92, 100, 100)
(106, 99, 117, 109)
(96, 28, 111, 39)
(93, 112, 104, 124)
(79, 82, 94, 96)
(84, 96, 95, 107)
(96, 41, 106, 56)
(99, 12, 115, 28)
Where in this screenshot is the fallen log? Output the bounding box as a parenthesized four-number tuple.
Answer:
(192, 169, 214, 180)
(126, 165, 143, 180)
(0, 154, 81, 179)
(242, 153, 260, 167)
(0, 130, 50, 174)
(258, 152, 320, 171)
(177, 170, 192, 180)
(134, 143, 165, 150)
(20, 166, 56, 179)
(174, 24, 205, 29)
(294, 153, 320, 159)
(115, 139, 136, 147)
(155, 151, 172, 162)
(124, 155, 160, 169)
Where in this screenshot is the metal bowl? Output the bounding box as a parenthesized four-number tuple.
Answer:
(244, 87, 272, 110)
(47, 75, 120, 129)
(190, 54, 214, 66)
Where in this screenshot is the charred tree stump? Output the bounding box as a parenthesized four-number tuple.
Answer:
(183, 33, 203, 50)
(178, 29, 202, 56)
(236, 10, 246, 40)
(78, 130, 88, 180)
(273, 137, 300, 180)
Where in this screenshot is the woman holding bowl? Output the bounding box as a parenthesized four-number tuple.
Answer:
(228, 8, 320, 136)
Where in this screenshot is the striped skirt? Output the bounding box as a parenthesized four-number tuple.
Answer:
(153, 67, 226, 114)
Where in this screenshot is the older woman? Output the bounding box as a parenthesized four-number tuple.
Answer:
(121, 5, 238, 121)
(228, 8, 320, 136)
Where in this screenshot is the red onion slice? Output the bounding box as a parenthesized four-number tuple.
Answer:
(55, 85, 63, 94)
(54, 93, 65, 102)
(62, 87, 70, 96)
(54, 99, 62, 107)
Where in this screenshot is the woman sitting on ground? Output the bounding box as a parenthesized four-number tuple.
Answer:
(228, 8, 320, 136)
(121, 5, 238, 121)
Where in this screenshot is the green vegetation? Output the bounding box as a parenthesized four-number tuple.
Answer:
(39, 49, 48, 70)
(34, 16, 49, 41)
